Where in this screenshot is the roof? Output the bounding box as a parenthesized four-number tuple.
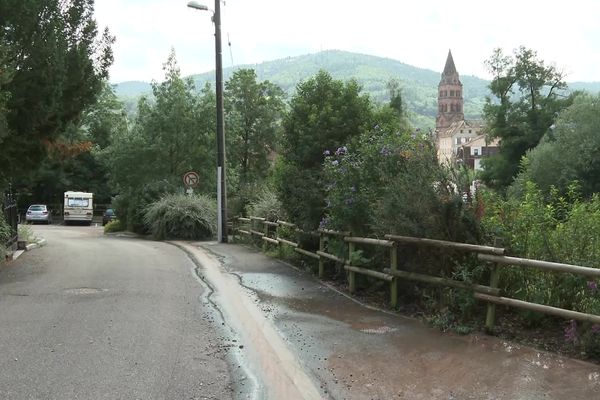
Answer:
(443, 50, 458, 76)
(439, 119, 485, 138)
(461, 134, 500, 148)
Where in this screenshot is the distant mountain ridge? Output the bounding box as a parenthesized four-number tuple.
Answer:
(114, 50, 600, 129)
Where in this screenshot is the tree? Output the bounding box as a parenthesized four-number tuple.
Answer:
(515, 93, 600, 197)
(480, 47, 574, 190)
(103, 51, 216, 231)
(224, 69, 285, 211)
(0, 0, 113, 190)
(275, 70, 373, 229)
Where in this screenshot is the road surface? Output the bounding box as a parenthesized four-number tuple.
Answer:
(2, 225, 600, 399)
(0, 225, 235, 400)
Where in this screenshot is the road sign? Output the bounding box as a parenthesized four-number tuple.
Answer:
(183, 171, 200, 188)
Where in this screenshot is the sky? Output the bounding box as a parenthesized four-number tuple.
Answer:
(95, 0, 600, 84)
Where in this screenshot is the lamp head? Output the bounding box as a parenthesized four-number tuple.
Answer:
(187, 1, 209, 11)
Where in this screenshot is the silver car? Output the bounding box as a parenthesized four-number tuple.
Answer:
(25, 204, 52, 224)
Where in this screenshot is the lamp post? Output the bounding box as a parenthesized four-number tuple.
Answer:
(188, 0, 228, 243)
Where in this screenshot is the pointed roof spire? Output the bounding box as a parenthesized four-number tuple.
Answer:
(443, 49, 457, 76)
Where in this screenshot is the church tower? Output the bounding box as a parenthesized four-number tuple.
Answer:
(436, 50, 464, 133)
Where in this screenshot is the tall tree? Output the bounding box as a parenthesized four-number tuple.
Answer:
(104, 50, 215, 195)
(275, 70, 373, 229)
(480, 47, 574, 190)
(0, 0, 113, 190)
(224, 69, 285, 209)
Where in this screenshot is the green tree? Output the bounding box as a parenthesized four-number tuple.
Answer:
(480, 47, 574, 190)
(275, 70, 373, 229)
(224, 69, 285, 211)
(0, 0, 113, 189)
(515, 93, 600, 197)
(103, 51, 216, 231)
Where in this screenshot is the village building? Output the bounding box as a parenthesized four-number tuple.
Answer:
(435, 50, 498, 170)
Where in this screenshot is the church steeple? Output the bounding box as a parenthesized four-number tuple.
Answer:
(436, 49, 464, 133)
(443, 50, 458, 76)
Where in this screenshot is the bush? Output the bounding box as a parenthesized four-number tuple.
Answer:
(247, 186, 286, 222)
(0, 217, 10, 260)
(103, 220, 124, 233)
(481, 181, 600, 354)
(113, 180, 177, 234)
(144, 193, 217, 240)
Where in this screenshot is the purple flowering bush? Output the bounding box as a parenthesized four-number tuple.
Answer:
(323, 126, 477, 243)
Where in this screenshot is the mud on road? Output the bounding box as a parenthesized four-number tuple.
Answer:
(181, 241, 600, 400)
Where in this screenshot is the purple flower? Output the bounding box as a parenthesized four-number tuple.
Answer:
(380, 146, 391, 156)
(587, 281, 598, 292)
(323, 150, 331, 156)
(319, 217, 329, 229)
(335, 146, 348, 156)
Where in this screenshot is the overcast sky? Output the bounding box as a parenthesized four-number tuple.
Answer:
(95, 0, 600, 84)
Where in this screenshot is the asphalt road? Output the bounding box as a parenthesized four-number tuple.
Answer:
(0, 225, 235, 400)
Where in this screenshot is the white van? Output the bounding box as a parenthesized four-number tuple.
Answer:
(63, 191, 94, 225)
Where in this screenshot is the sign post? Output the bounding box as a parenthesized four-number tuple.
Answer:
(183, 171, 200, 196)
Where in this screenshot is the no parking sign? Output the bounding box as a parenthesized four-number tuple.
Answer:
(183, 171, 200, 188)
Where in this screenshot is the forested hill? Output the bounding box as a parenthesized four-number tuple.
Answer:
(114, 50, 600, 129)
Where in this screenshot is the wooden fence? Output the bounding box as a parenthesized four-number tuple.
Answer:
(232, 216, 600, 331)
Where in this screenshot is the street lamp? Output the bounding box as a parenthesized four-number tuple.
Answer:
(188, 0, 228, 243)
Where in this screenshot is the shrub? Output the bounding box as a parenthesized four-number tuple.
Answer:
(0, 217, 10, 260)
(113, 180, 177, 234)
(103, 219, 124, 233)
(247, 186, 286, 222)
(144, 193, 217, 240)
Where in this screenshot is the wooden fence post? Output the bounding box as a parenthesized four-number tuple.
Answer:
(318, 233, 325, 278)
(485, 237, 502, 333)
(390, 244, 398, 308)
(485, 264, 500, 333)
(348, 241, 356, 293)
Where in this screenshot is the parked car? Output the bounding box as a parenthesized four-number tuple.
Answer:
(102, 208, 117, 226)
(25, 204, 52, 224)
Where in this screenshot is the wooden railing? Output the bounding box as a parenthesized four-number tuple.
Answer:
(232, 216, 600, 331)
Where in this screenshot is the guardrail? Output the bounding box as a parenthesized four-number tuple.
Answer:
(232, 216, 600, 332)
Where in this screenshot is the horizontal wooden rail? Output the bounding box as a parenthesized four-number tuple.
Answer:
(277, 237, 298, 248)
(317, 251, 345, 264)
(318, 229, 351, 237)
(344, 265, 394, 282)
(262, 236, 279, 245)
(238, 229, 251, 235)
(277, 220, 296, 228)
(383, 268, 500, 296)
(249, 229, 265, 237)
(250, 216, 265, 221)
(294, 247, 319, 259)
(237, 217, 251, 222)
(475, 293, 600, 325)
(385, 234, 505, 255)
(479, 254, 600, 279)
(263, 221, 279, 227)
(344, 236, 394, 247)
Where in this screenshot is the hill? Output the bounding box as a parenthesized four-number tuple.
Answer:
(114, 50, 600, 129)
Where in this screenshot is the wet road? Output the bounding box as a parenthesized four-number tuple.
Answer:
(183, 241, 600, 400)
(4, 226, 600, 400)
(0, 225, 234, 400)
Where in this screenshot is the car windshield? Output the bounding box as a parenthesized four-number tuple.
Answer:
(105, 209, 114, 215)
(28, 205, 45, 211)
